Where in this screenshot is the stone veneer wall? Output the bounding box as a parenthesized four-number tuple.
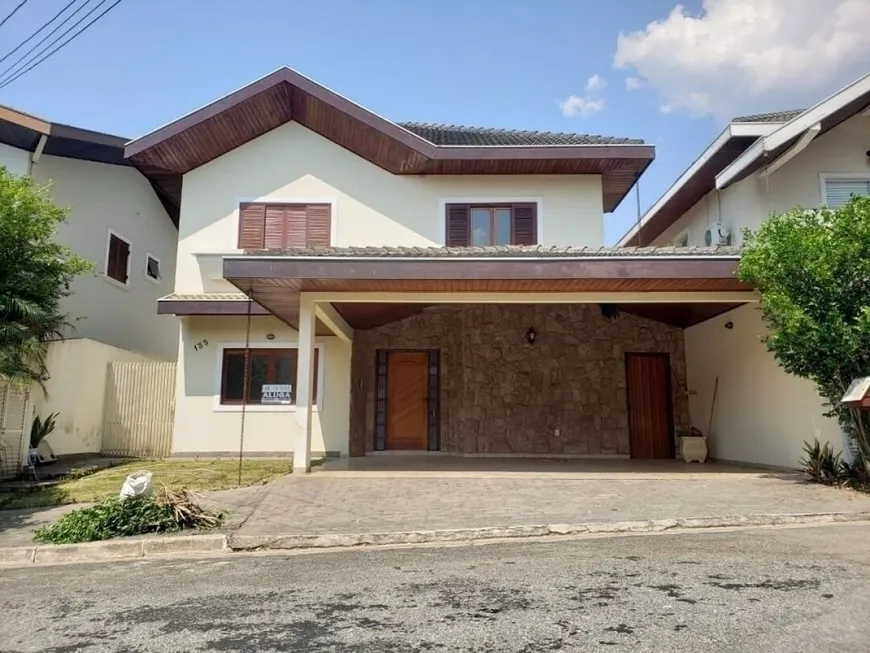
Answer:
(349, 304, 690, 456)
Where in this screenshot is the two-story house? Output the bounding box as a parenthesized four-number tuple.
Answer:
(0, 106, 179, 360)
(617, 72, 870, 468)
(127, 67, 756, 472)
(0, 107, 179, 462)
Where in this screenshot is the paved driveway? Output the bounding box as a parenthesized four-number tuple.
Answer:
(236, 462, 870, 538)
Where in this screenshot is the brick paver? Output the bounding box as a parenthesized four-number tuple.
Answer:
(236, 471, 870, 537)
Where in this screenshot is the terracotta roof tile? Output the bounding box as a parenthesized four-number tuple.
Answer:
(243, 245, 741, 258)
(731, 109, 804, 123)
(399, 122, 644, 146)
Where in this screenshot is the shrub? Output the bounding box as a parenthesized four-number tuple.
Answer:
(34, 487, 223, 544)
(800, 439, 842, 485)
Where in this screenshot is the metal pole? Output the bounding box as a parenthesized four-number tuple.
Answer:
(238, 294, 253, 486)
(635, 173, 642, 246)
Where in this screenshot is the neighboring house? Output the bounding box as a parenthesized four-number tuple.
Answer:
(0, 107, 179, 361)
(616, 72, 870, 467)
(124, 67, 768, 472)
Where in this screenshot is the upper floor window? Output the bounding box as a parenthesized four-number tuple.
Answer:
(106, 231, 131, 285)
(145, 253, 161, 282)
(823, 178, 870, 208)
(445, 203, 537, 247)
(238, 203, 331, 249)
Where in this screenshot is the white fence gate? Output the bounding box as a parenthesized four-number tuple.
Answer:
(0, 382, 29, 480)
(100, 362, 176, 458)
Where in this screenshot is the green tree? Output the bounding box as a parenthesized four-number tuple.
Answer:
(0, 167, 93, 389)
(738, 196, 870, 461)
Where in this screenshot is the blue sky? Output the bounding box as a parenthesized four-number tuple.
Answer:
(1, 0, 867, 243)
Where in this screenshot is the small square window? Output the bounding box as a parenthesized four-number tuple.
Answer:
(145, 254, 161, 282)
(106, 232, 131, 285)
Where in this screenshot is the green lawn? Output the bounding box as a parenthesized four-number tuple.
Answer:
(0, 459, 291, 510)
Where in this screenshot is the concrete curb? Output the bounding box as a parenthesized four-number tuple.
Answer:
(2, 512, 869, 567)
(0, 534, 228, 567)
(227, 511, 870, 551)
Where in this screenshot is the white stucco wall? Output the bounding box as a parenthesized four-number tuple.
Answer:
(176, 121, 604, 294)
(172, 316, 351, 457)
(684, 304, 840, 469)
(652, 113, 870, 248)
(0, 142, 29, 176)
(32, 155, 179, 360)
(32, 338, 158, 456)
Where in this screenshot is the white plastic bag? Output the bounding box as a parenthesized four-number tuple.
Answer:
(119, 471, 153, 500)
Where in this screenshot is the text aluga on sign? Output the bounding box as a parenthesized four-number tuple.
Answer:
(261, 384, 292, 404)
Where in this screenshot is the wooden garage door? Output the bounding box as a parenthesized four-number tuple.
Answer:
(625, 353, 674, 459)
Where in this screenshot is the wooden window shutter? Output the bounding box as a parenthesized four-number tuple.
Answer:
(238, 203, 266, 249)
(511, 203, 537, 245)
(445, 204, 471, 246)
(305, 204, 331, 247)
(285, 205, 308, 247)
(264, 205, 287, 249)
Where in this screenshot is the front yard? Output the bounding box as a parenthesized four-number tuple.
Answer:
(0, 459, 290, 510)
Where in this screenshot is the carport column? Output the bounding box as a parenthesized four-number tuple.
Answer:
(294, 295, 316, 473)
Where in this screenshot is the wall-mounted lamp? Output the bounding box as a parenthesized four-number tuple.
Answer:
(266, 333, 276, 340)
(526, 327, 537, 345)
(724, 321, 734, 330)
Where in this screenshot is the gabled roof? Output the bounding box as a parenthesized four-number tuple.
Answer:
(616, 76, 870, 248)
(717, 72, 870, 189)
(0, 106, 178, 225)
(125, 67, 654, 219)
(617, 118, 787, 246)
(0, 105, 127, 166)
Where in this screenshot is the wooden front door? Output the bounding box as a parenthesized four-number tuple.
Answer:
(386, 351, 429, 450)
(625, 353, 674, 459)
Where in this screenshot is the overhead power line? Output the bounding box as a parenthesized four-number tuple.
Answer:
(0, 0, 124, 90)
(0, 0, 29, 30)
(0, 0, 92, 80)
(0, 0, 80, 67)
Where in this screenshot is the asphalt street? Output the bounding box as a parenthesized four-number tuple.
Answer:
(2, 523, 870, 652)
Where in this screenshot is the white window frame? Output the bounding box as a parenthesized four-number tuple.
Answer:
(819, 173, 870, 207)
(212, 341, 325, 413)
(144, 252, 162, 283)
(232, 196, 338, 246)
(103, 229, 132, 289)
(437, 197, 545, 246)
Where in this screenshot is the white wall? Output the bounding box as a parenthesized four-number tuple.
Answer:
(767, 113, 870, 212)
(0, 142, 29, 176)
(172, 316, 351, 456)
(652, 113, 870, 248)
(32, 156, 179, 360)
(176, 121, 604, 293)
(685, 304, 841, 469)
(32, 339, 158, 456)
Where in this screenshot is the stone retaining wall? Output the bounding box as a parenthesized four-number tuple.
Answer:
(349, 304, 690, 456)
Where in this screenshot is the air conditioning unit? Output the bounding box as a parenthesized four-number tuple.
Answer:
(704, 222, 731, 246)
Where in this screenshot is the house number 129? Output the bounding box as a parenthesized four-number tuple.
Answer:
(193, 339, 209, 351)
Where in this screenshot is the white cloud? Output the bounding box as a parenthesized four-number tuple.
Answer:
(586, 74, 607, 92)
(625, 77, 644, 91)
(614, 0, 870, 120)
(559, 95, 605, 118)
